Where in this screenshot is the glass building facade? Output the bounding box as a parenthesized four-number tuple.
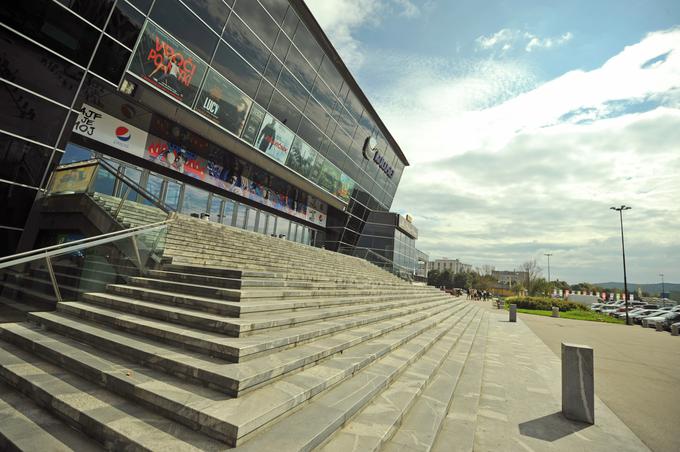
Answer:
(0, 0, 409, 258)
(356, 212, 419, 276)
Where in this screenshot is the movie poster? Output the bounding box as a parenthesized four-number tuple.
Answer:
(241, 104, 266, 145)
(286, 137, 318, 179)
(317, 159, 342, 195)
(255, 114, 295, 164)
(144, 136, 207, 180)
(128, 21, 207, 106)
(336, 173, 355, 202)
(195, 69, 252, 136)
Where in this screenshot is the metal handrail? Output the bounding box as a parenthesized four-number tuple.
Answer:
(96, 159, 173, 214)
(0, 219, 172, 269)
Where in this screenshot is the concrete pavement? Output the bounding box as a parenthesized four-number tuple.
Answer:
(519, 309, 680, 452)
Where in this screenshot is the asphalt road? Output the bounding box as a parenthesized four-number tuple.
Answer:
(519, 311, 680, 452)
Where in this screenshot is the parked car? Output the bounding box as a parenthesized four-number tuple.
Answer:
(631, 309, 667, 324)
(643, 312, 680, 329)
(615, 308, 645, 319)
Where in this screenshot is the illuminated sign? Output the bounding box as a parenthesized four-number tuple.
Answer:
(373, 151, 394, 178)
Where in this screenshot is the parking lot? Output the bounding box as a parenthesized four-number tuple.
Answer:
(521, 312, 680, 452)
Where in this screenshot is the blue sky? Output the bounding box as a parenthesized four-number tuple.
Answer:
(305, 0, 680, 285)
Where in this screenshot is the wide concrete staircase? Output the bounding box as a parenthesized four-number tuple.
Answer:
(0, 215, 487, 451)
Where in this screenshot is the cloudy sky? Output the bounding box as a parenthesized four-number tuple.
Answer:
(305, 0, 680, 285)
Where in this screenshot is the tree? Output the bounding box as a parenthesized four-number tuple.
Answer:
(520, 259, 544, 295)
(427, 269, 440, 287)
(480, 264, 495, 276)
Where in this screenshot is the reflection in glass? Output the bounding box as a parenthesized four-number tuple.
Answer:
(144, 174, 164, 204)
(223, 199, 235, 225)
(245, 207, 257, 231)
(275, 217, 289, 237)
(209, 196, 223, 222)
(150, 0, 218, 62)
(234, 203, 247, 228)
(181, 184, 209, 216)
(165, 180, 181, 210)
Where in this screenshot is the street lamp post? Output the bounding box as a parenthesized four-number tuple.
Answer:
(544, 253, 553, 283)
(611, 205, 631, 325)
(660, 273, 665, 298)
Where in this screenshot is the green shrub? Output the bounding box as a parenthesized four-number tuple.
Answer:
(505, 296, 588, 312)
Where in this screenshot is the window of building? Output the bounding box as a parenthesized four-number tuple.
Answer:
(234, 0, 277, 49)
(284, 45, 314, 91)
(275, 216, 289, 237)
(59, 0, 115, 29)
(164, 180, 181, 210)
(234, 203, 247, 228)
(0, 28, 85, 106)
(180, 0, 230, 34)
(276, 67, 308, 112)
(90, 36, 130, 84)
(0, 133, 52, 188)
(245, 207, 257, 231)
(258, 0, 288, 24)
(105, 1, 144, 49)
(268, 91, 301, 131)
(150, 0, 218, 62)
(212, 41, 261, 98)
(0, 82, 68, 147)
(223, 199, 235, 225)
(222, 13, 270, 72)
(181, 184, 209, 216)
(0, 181, 37, 229)
(209, 195, 224, 222)
(281, 7, 299, 38)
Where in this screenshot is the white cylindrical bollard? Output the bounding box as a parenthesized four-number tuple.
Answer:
(562, 343, 594, 424)
(509, 304, 517, 322)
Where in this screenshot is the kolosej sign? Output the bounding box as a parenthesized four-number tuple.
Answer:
(363, 136, 394, 178)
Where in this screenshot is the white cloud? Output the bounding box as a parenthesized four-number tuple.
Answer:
(377, 27, 680, 282)
(475, 28, 573, 53)
(304, 0, 422, 69)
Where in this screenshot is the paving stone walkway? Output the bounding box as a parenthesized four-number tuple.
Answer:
(473, 308, 649, 452)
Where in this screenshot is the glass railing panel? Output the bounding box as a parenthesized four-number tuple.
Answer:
(0, 224, 169, 321)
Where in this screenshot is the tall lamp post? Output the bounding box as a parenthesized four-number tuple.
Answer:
(611, 205, 631, 325)
(660, 273, 665, 298)
(544, 253, 553, 282)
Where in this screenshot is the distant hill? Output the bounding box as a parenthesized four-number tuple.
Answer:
(594, 282, 680, 293)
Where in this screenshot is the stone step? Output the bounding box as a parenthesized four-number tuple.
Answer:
(0, 381, 104, 451)
(228, 306, 481, 450)
(0, 341, 225, 451)
(104, 284, 241, 315)
(319, 309, 484, 452)
(129, 277, 243, 301)
(78, 290, 455, 339)
(161, 263, 276, 280)
(1, 304, 472, 447)
(55, 297, 457, 362)
(381, 311, 487, 452)
(431, 313, 489, 452)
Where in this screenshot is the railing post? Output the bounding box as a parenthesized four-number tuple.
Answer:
(130, 235, 145, 275)
(44, 256, 63, 303)
(114, 185, 131, 218)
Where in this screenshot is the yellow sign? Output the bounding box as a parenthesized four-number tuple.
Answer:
(49, 164, 97, 194)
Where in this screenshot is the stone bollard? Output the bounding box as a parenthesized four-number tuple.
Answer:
(552, 307, 560, 318)
(509, 304, 517, 322)
(626, 316, 634, 325)
(562, 343, 594, 424)
(672, 324, 679, 336)
(655, 323, 664, 332)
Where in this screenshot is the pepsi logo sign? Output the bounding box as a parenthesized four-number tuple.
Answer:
(115, 126, 131, 142)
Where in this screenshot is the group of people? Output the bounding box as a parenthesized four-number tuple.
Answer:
(466, 289, 492, 301)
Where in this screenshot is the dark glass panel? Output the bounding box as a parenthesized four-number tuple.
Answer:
(276, 67, 308, 111)
(150, 0, 217, 62)
(272, 31, 291, 62)
(233, 0, 277, 48)
(181, 0, 230, 34)
(222, 14, 269, 72)
(318, 55, 342, 95)
(268, 90, 301, 131)
(284, 45, 314, 91)
(0, 0, 99, 66)
(91, 36, 130, 84)
(281, 7, 299, 38)
(344, 92, 363, 123)
(0, 227, 22, 256)
(311, 77, 336, 117)
(263, 55, 282, 86)
(127, 0, 153, 14)
(0, 81, 68, 146)
(303, 97, 331, 135)
(255, 79, 274, 107)
(0, 27, 84, 105)
(212, 41, 260, 97)
(105, 0, 145, 48)
(292, 24, 323, 70)
(0, 132, 52, 187)
(0, 181, 36, 228)
(337, 105, 357, 138)
(55, 0, 115, 29)
(259, 0, 288, 23)
(297, 117, 324, 151)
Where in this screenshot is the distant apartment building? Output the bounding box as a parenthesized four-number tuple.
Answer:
(429, 258, 472, 274)
(415, 249, 429, 278)
(493, 270, 529, 286)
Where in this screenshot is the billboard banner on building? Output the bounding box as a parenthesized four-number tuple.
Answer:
(72, 104, 148, 157)
(128, 21, 207, 106)
(256, 114, 295, 164)
(286, 137, 317, 179)
(195, 69, 252, 136)
(143, 134, 327, 227)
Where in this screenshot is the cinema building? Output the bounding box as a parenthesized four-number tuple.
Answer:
(0, 0, 418, 273)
